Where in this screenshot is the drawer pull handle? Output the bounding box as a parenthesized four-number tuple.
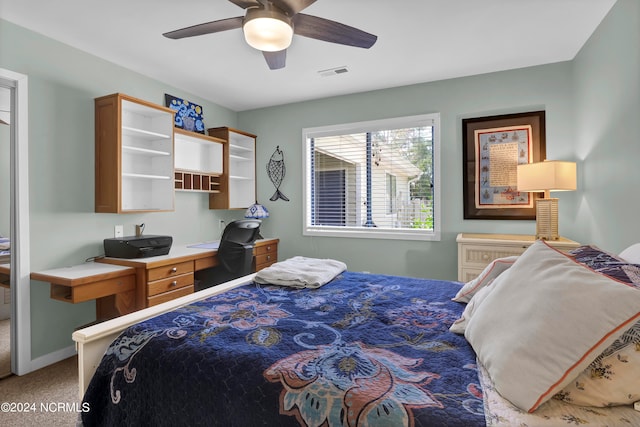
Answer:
(266, 255, 271, 261)
(482, 254, 489, 260)
(170, 267, 178, 273)
(267, 246, 271, 251)
(170, 281, 178, 287)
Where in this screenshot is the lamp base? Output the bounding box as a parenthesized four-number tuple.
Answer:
(535, 198, 559, 240)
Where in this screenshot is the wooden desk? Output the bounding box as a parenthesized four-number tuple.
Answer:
(30, 263, 136, 321)
(97, 238, 278, 312)
(33, 238, 279, 320)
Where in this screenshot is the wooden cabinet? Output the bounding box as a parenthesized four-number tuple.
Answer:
(456, 233, 580, 282)
(174, 128, 224, 193)
(207, 127, 256, 210)
(95, 93, 175, 213)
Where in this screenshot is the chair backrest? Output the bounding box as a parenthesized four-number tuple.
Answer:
(218, 220, 261, 273)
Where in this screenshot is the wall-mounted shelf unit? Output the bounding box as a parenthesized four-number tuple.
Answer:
(95, 93, 175, 213)
(174, 128, 224, 193)
(207, 127, 256, 209)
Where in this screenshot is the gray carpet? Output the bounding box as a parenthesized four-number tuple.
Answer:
(0, 356, 79, 426)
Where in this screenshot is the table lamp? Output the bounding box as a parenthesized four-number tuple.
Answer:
(245, 201, 269, 239)
(517, 160, 576, 240)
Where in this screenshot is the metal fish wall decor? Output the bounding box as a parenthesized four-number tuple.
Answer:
(267, 146, 289, 201)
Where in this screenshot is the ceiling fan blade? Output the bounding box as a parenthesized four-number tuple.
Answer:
(263, 50, 287, 70)
(270, 0, 317, 16)
(228, 0, 262, 9)
(293, 14, 377, 49)
(163, 17, 244, 39)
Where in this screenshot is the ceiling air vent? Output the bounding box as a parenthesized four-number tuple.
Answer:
(318, 66, 349, 77)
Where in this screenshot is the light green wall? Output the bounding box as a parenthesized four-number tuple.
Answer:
(572, 0, 640, 253)
(238, 63, 575, 280)
(0, 19, 242, 358)
(1, 0, 637, 362)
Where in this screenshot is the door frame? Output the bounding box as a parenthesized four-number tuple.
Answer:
(0, 68, 31, 375)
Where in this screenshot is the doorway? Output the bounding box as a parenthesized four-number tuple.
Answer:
(0, 68, 31, 376)
(0, 86, 10, 377)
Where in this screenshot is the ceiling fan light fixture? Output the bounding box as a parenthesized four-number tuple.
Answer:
(243, 7, 293, 52)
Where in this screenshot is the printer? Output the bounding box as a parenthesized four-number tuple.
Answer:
(103, 235, 173, 259)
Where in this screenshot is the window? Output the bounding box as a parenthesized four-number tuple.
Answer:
(303, 114, 440, 241)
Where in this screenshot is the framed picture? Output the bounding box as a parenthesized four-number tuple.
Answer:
(462, 111, 546, 220)
(164, 94, 205, 134)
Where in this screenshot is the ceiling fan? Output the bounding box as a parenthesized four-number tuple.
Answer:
(163, 0, 377, 70)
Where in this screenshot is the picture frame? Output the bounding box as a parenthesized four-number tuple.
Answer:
(164, 94, 205, 134)
(462, 110, 546, 220)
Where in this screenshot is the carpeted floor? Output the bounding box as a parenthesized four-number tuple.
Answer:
(0, 318, 10, 378)
(0, 356, 79, 426)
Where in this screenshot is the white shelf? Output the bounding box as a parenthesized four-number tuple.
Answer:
(123, 145, 171, 156)
(123, 173, 171, 180)
(229, 154, 253, 161)
(174, 129, 223, 176)
(230, 144, 253, 152)
(122, 126, 172, 140)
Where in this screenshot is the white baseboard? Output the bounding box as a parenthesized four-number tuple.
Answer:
(29, 345, 76, 373)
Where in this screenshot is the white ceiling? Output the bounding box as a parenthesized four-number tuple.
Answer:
(0, 0, 616, 112)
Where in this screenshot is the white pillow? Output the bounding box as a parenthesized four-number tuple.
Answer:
(465, 240, 640, 413)
(453, 256, 518, 303)
(449, 281, 495, 334)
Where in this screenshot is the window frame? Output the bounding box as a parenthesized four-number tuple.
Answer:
(302, 113, 441, 241)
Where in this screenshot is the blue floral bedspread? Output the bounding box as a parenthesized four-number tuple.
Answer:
(81, 272, 485, 426)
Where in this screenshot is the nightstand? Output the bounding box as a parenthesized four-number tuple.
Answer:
(456, 233, 580, 282)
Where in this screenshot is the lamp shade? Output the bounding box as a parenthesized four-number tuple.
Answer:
(243, 7, 293, 52)
(517, 161, 577, 194)
(245, 203, 270, 219)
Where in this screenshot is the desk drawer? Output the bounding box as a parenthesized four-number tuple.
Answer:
(147, 261, 193, 282)
(255, 243, 277, 256)
(147, 284, 194, 307)
(255, 253, 277, 270)
(51, 274, 135, 304)
(147, 273, 194, 297)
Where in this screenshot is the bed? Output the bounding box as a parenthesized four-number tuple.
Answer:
(74, 243, 640, 426)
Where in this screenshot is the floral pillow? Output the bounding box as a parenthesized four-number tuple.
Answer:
(570, 245, 640, 289)
(569, 244, 624, 264)
(554, 320, 640, 407)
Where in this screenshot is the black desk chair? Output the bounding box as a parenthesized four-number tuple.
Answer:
(195, 219, 261, 291)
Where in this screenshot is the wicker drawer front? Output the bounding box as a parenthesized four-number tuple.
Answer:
(147, 261, 194, 282)
(147, 285, 194, 307)
(147, 273, 194, 297)
(459, 268, 486, 283)
(460, 244, 527, 269)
